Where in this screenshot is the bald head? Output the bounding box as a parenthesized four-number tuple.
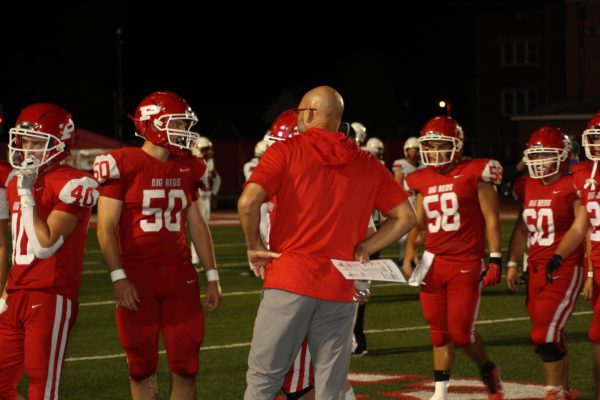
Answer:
(296, 86, 344, 133)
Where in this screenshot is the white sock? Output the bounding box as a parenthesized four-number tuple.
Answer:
(430, 380, 449, 400)
(345, 387, 356, 400)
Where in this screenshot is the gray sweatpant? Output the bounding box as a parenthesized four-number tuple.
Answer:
(244, 289, 355, 400)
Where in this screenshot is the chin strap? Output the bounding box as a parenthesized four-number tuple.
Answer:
(584, 161, 598, 191)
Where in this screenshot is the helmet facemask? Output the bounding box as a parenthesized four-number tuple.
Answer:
(152, 112, 199, 151)
(8, 125, 66, 171)
(522, 147, 565, 179)
(582, 129, 600, 161)
(418, 135, 462, 167)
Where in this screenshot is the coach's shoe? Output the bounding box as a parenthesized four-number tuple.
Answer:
(481, 362, 504, 399)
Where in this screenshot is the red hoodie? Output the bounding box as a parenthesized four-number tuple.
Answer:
(247, 128, 408, 301)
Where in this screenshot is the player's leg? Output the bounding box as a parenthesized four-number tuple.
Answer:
(117, 269, 162, 400)
(590, 275, 600, 400)
(161, 264, 204, 400)
(23, 292, 77, 400)
(245, 289, 315, 400)
(446, 261, 503, 399)
(282, 338, 314, 399)
(530, 263, 582, 398)
(0, 292, 26, 400)
(420, 261, 452, 400)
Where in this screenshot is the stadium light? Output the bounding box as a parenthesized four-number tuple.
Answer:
(438, 100, 451, 116)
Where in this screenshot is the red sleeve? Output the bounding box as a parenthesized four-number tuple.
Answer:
(98, 178, 126, 200)
(54, 173, 99, 220)
(245, 143, 286, 199)
(513, 176, 526, 204)
(94, 152, 126, 200)
(54, 202, 90, 220)
(374, 163, 410, 215)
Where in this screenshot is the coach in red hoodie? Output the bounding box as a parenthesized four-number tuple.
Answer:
(238, 86, 416, 400)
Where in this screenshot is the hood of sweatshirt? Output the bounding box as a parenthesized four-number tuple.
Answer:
(302, 128, 360, 167)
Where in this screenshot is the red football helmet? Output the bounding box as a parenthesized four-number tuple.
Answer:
(131, 91, 198, 152)
(418, 116, 464, 167)
(8, 103, 75, 171)
(267, 109, 299, 142)
(582, 111, 600, 161)
(523, 127, 571, 179)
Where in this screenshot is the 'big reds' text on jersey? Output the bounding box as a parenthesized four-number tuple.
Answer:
(93, 148, 206, 268)
(6, 165, 98, 300)
(405, 158, 503, 261)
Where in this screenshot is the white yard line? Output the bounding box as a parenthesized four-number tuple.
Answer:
(64, 311, 593, 362)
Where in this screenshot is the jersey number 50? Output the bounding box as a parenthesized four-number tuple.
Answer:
(141, 189, 188, 232)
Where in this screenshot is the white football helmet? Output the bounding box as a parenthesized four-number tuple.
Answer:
(254, 140, 269, 158)
(363, 137, 384, 158)
(351, 122, 367, 145)
(403, 137, 419, 157)
(191, 136, 213, 157)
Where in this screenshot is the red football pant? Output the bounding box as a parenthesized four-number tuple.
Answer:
(527, 262, 582, 345)
(282, 337, 314, 394)
(0, 291, 77, 400)
(420, 258, 482, 347)
(590, 270, 600, 343)
(117, 263, 204, 380)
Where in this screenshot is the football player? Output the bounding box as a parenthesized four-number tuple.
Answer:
(94, 91, 221, 400)
(546, 112, 600, 400)
(506, 127, 582, 400)
(0, 103, 98, 399)
(403, 115, 504, 400)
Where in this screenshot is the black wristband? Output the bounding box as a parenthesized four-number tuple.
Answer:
(489, 257, 502, 265)
(551, 254, 563, 263)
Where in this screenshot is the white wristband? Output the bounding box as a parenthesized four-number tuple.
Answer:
(205, 269, 219, 282)
(110, 268, 127, 283)
(490, 252, 502, 259)
(0, 297, 6, 314)
(507, 261, 518, 268)
(589, 270, 594, 278)
(20, 192, 36, 208)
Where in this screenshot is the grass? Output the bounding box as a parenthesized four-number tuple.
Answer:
(14, 220, 600, 399)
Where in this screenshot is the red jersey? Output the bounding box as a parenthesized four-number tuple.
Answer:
(248, 128, 408, 302)
(514, 174, 583, 265)
(94, 148, 206, 269)
(405, 158, 503, 262)
(6, 165, 97, 300)
(0, 161, 12, 219)
(573, 161, 600, 266)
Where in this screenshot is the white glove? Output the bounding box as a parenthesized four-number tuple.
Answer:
(14, 168, 38, 208)
(0, 298, 7, 314)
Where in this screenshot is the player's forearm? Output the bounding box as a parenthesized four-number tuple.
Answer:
(555, 225, 586, 259)
(485, 217, 502, 254)
(507, 222, 527, 264)
(403, 226, 419, 263)
(190, 218, 217, 271)
(97, 224, 122, 272)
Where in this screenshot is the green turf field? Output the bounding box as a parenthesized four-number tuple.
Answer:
(16, 220, 598, 399)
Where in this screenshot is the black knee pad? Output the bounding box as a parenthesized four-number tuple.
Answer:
(286, 386, 314, 400)
(535, 342, 565, 362)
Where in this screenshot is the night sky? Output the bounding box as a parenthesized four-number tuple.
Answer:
(0, 1, 561, 143)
